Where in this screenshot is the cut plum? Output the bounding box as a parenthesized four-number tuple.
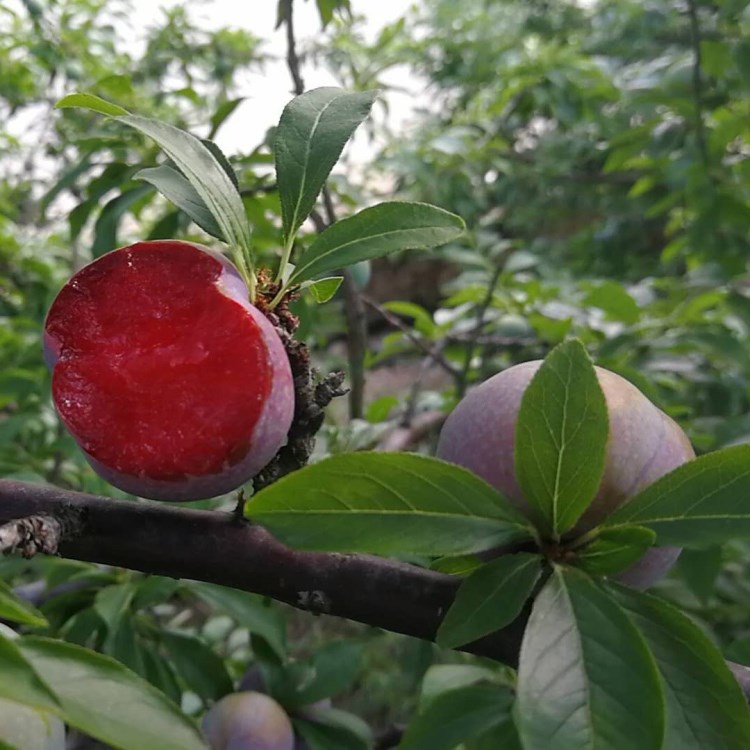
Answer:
(45, 240, 294, 501)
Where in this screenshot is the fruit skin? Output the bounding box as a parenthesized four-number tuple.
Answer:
(437, 361, 695, 588)
(44, 240, 294, 502)
(202, 692, 295, 750)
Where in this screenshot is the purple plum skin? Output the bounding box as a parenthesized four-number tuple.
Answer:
(43, 242, 294, 502)
(202, 692, 295, 750)
(437, 361, 695, 588)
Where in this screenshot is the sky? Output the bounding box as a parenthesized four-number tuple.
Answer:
(128, 0, 425, 162)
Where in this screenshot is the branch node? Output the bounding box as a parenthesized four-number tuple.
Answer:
(0, 505, 84, 558)
(297, 589, 332, 615)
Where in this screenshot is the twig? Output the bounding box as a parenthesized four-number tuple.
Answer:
(281, 0, 305, 96)
(280, 0, 367, 419)
(456, 261, 504, 398)
(1, 479, 749, 701)
(342, 270, 368, 419)
(686, 0, 711, 172)
(0, 479, 523, 665)
(377, 410, 447, 453)
(238, 182, 278, 198)
(360, 294, 459, 377)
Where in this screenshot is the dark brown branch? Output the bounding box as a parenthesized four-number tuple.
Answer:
(0, 505, 84, 558)
(361, 294, 459, 378)
(377, 410, 447, 453)
(0, 480, 523, 666)
(239, 182, 278, 198)
(342, 270, 368, 419)
(1, 479, 750, 702)
(456, 260, 504, 399)
(281, 0, 305, 96)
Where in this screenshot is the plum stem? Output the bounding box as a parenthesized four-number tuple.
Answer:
(566, 527, 601, 552)
(232, 245, 257, 302)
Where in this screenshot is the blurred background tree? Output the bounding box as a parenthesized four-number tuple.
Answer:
(2, 0, 750, 746)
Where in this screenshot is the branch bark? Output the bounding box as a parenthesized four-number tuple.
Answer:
(2, 478, 749, 703)
(0, 479, 523, 666)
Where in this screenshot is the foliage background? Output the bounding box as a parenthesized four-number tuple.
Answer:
(2, 0, 750, 746)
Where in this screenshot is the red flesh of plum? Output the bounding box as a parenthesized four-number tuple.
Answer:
(44, 240, 294, 501)
(437, 361, 695, 587)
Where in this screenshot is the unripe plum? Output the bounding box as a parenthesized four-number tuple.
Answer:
(44, 241, 294, 501)
(202, 691, 295, 750)
(437, 361, 695, 587)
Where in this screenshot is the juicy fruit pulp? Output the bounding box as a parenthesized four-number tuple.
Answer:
(437, 361, 695, 587)
(44, 241, 294, 501)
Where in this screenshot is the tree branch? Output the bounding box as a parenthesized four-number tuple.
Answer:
(0, 479, 522, 666)
(2, 479, 749, 702)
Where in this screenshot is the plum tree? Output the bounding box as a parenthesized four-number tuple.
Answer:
(44, 241, 294, 501)
(202, 692, 295, 750)
(437, 360, 695, 587)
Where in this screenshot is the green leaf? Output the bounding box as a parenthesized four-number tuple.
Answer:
(188, 582, 287, 661)
(246, 452, 534, 557)
(274, 87, 377, 244)
(611, 584, 750, 750)
(108, 615, 145, 676)
(515, 339, 609, 536)
(678, 546, 723, 602)
(400, 684, 514, 750)
(575, 525, 656, 577)
(132, 576, 180, 611)
(56, 94, 252, 269)
(294, 707, 372, 750)
(583, 282, 640, 325)
(604, 445, 750, 546)
(289, 202, 465, 284)
(91, 184, 152, 257)
(429, 555, 483, 577)
(0, 636, 59, 714)
(436, 553, 543, 649)
(135, 165, 224, 240)
(208, 98, 244, 139)
(419, 664, 508, 710)
(469, 718, 522, 750)
(515, 567, 664, 750)
(315, 0, 350, 27)
(39, 155, 93, 217)
(140, 641, 182, 706)
(289, 640, 363, 708)
(116, 115, 252, 261)
(19, 636, 206, 750)
(304, 275, 343, 303)
(0, 698, 64, 750)
(93, 582, 135, 631)
(201, 139, 239, 190)
(56, 92, 129, 117)
(0, 579, 47, 628)
(162, 631, 233, 702)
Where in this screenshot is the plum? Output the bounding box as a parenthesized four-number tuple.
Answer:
(437, 361, 695, 587)
(44, 240, 294, 501)
(202, 692, 295, 750)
